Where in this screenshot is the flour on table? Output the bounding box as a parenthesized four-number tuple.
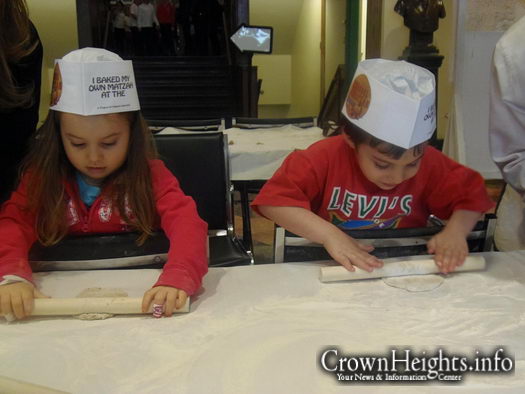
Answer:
(75, 287, 129, 320)
(76, 287, 128, 298)
(382, 275, 444, 292)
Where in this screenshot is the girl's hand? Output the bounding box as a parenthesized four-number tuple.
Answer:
(0, 282, 49, 321)
(322, 229, 383, 272)
(142, 286, 188, 317)
(427, 229, 469, 274)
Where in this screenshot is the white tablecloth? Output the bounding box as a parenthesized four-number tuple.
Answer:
(1, 251, 524, 393)
(157, 125, 325, 181)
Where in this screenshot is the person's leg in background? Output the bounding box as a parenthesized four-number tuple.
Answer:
(132, 27, 142, 55)
(114, 27, 126, 56)
(172, 23, 179, 55)
(159, 23, 173, 55)
(193, 11, 209, 55)
(141, 27, 153, 55)
(494, 185, 525, 251)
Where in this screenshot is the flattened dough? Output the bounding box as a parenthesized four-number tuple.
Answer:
(76, 313, 114, 320)
(382, 275, 444, 292)
(75, 287, 129, 320)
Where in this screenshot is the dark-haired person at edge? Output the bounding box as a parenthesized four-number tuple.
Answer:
(0, 0, 43, 204)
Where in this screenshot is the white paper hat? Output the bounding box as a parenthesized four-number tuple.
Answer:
(50, 47, 140, 115)
(342, 59, 436, 149)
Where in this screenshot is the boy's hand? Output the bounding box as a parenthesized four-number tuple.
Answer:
(427, 210, 481, 274)
(258, 206, 384, 272)
(427, 229, 469, 274)
(0, 282, 48, 321)
(323, 230, 383, 272)
(142, 286, 188, 317)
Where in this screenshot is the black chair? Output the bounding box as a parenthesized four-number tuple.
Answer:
(273, 214, 497, 263)
(229, 117, 318, 254)
(232, 116, 317, 129)
(155, 132, 252, 266)
(29, 132, 253, 271)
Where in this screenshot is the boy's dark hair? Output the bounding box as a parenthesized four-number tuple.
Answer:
(341, 118, 426, 159)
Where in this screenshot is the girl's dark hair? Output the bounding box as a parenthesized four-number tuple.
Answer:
(21, 110, 158, 246)
(0, 0, 39, 109)
(341, 118, 426, 159)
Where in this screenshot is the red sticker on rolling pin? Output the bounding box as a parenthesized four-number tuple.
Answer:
(152, 304, 164, 318)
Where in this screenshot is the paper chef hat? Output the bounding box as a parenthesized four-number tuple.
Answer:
(50, 47, 140, 116)
(342, 59, 436, 149)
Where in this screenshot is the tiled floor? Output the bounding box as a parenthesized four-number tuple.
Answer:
(233, 180, 506, 265)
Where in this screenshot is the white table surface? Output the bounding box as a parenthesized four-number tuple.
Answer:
(1, 251, 524, 394)
(157, 125, 325, 181)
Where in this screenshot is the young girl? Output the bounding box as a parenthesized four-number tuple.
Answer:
(0, 48, 208, 321)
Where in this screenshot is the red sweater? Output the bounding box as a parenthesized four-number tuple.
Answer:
(0, 160, 208, 295)
(252, 135, 494, 230)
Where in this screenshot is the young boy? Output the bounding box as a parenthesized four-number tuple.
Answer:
(252, 59, 494, 274)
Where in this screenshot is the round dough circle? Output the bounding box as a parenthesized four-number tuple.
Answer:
(382, 275, 444, 292)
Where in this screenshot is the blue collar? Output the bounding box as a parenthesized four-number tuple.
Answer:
(76, 172, 102, 207)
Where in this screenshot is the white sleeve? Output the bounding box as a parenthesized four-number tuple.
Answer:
(0, 275, 32, 286)
(489, 18, 525, 198)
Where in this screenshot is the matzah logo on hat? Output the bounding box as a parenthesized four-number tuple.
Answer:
(345, 74, 371, 119)
(342, 59, 436, 149)
(50, 63, 62, 106)
(50, 47, 140, 116)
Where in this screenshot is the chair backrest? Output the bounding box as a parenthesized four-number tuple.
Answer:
(274, 214, 497, 263)
(154, 132, 231, 232)
(149, 118, 225, 132)
(232, 117, 317, 129)
(155, 132, 252, 267)
(30, 231, 170, 271)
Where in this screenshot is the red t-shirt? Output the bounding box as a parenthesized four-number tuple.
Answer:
(252, 135, 494, 229)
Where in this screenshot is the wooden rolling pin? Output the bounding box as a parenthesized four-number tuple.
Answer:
(0, 375, 70, 394)
(32, 297, 190, 316)
(320, 256, 486, 283)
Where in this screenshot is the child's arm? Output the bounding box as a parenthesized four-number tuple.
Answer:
(147, 160, 208, 316)
(259, 205, 383, 272)
(0, 174, 41, 321)
(427, 209, 483, 274)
